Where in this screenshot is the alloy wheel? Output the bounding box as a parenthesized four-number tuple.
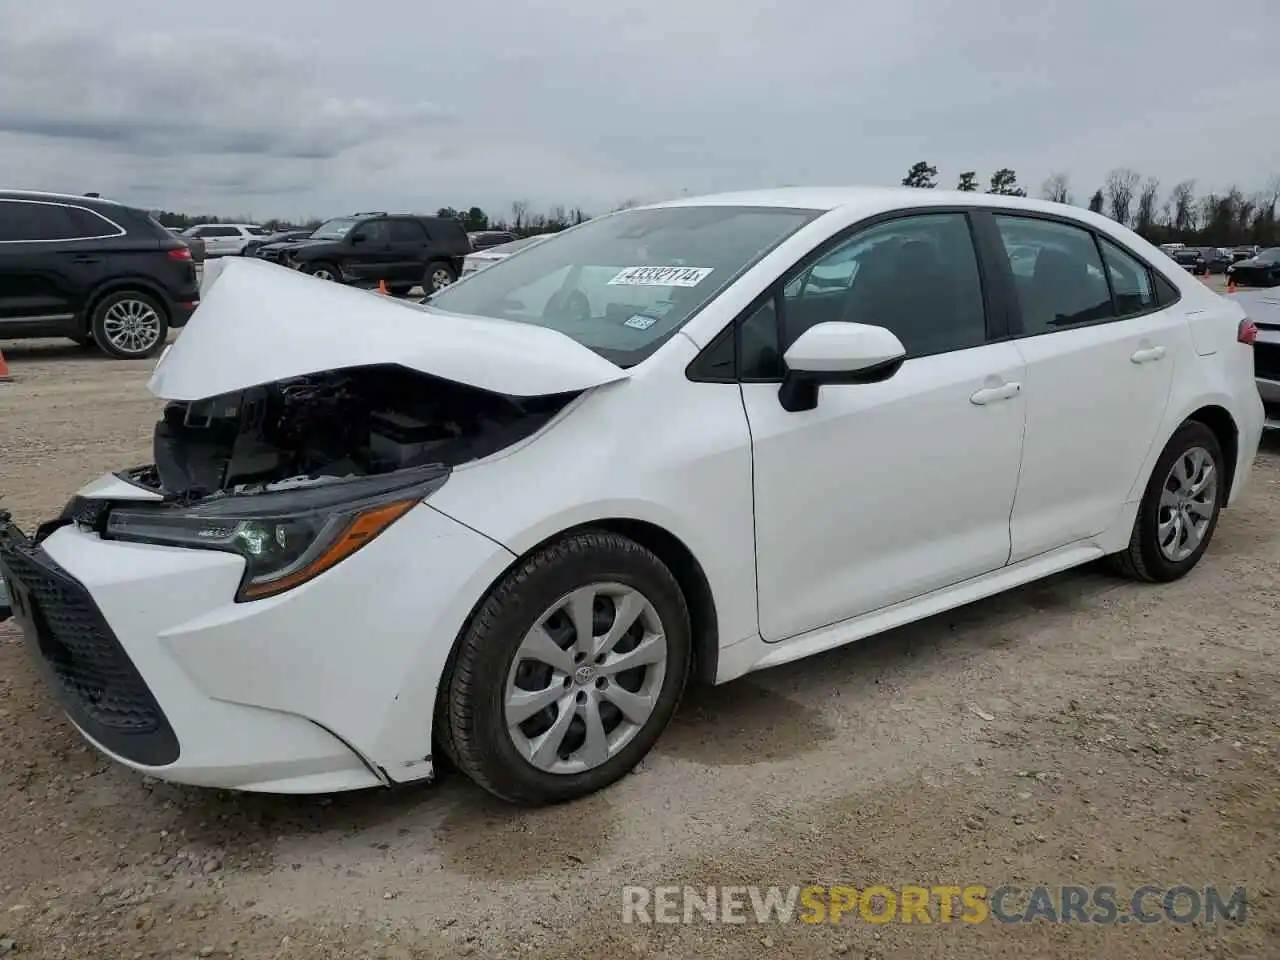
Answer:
(431, 267, 454, 291)
(1157, 446, 1218, 562)
(101, 298, 162, 356)
(504, 582, 668, 775)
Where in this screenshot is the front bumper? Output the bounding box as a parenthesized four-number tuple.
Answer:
(0, 501, 515, 793)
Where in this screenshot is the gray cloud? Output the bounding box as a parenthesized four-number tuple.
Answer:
(1, 0, 1277, 219)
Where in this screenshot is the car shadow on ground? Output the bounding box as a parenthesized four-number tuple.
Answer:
(145, 555, 1136, 857)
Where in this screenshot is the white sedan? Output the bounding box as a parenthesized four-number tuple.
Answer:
(0, 187, 1264, 805)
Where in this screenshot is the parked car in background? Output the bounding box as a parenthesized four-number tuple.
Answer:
(1227, 288, 1280, 430)
(280, 212, 470, 294)
(181, 223, 268, 257)
(0, 190, 198, 358)
(1226, 247, 1280, 287)
(458, 233, 552, 278)
(166, 227, 206, 263)
(1170, 246, 1230, 276)
(243, 228, 312, 260)
(468, 230, 519, 251)
(0, 188, 1262, 805)
(1230, 245, 1260, 263)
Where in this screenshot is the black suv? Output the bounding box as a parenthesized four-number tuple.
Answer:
(277, 213, 470, 294)
(0, 191, 199, 359)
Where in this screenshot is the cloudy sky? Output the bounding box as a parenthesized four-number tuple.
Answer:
(1, 0, 1277, 221)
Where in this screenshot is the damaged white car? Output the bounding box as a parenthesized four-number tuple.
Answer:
(0, 189, 1265, 805)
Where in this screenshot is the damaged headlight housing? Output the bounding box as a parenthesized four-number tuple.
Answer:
(104, 466, 448, 601)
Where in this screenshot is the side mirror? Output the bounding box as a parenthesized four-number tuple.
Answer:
(778, 321, 906, 412)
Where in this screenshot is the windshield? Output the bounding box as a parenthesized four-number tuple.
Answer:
(310, 217, 359, 241)
(426, 205, 820, 366)
(488, 234, 547, 255)
(1255, 248, 1280, 263)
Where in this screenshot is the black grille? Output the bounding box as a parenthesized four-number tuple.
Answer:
(1256, 340, 1280, 383)
(0, 525, 179, 765)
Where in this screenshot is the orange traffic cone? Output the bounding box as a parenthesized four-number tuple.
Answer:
(376, 279, 389, 296)
(0, 348, 11, 383)
(1227, 276, 1238, 294)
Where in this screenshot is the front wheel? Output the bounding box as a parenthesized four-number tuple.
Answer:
(90, 291, 169, 359)
(1107, 421, 1225, 582)
(305, 262, 342, 282)
(443, 530, 691, 805)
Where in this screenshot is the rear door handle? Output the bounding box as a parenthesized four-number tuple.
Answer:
(1131, 345, 1166, 363)
(970, 381, 1022, 405)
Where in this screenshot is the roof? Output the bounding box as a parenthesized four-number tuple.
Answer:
(0, 189, 124, 206)
(649, 185, 1083, 217)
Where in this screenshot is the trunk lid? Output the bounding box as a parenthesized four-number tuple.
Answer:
(149, 257, 628, 402)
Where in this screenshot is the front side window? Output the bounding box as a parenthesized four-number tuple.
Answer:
(1099, 237, 1157, 316)
(780, 213, 987, 358)
(425, 205, 820, 367)
(352, 219, 390, 243)
(994, 216, 1115, 334)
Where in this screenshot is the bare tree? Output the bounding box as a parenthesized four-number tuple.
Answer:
(1040, 172, 1071, 204)
(510, 200, 529, 230)
(1104, 168, 1141, 225)
(1134, 177, 1160, 236)
(1169, 180, 1196, 234)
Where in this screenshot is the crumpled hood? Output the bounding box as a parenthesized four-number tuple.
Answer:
(149, 257, 628, 401)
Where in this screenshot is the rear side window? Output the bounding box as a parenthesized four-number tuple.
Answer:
(390, 220, 427, 242)
(0, 200, 123, 241)
(1098, 237, 1157, 316)
(994, 216, 1115, 334)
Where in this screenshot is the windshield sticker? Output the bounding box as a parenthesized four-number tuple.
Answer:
(623, 314, 659, 330)
(608, 266, 714, 287)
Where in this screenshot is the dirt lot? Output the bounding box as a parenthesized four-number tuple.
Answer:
(1, 335, 1277, 960)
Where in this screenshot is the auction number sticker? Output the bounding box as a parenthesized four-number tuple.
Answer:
(608, 266, 714, 287)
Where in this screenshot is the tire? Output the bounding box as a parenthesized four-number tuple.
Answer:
(305, 262, 342, 282)
(426, 261, 457, 292)
(1106, 420, 1226, 583)
(444, 529, 691, 805)
(89, 291, 169, 360)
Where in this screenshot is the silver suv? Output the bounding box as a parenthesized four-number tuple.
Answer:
(180, 223, 268, 257)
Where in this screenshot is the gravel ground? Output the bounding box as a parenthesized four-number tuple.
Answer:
(0, 333, 1277, 960)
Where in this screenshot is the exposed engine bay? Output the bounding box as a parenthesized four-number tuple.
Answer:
(123, 364, 578, 500)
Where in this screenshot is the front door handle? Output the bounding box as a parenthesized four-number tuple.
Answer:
(970, 381, 1022, 405)
(1131, 346, 1166, 363)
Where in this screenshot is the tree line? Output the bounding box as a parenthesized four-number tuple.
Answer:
(150, 166, 1280, 250)
(901, 161, 1280, 248)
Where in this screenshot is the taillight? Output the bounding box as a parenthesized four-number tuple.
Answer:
(167, 247, 192, 262)
(1238, 319, 1258, 345)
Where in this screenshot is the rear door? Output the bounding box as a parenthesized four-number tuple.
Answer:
(388, 218, 429, 281)
(0, 199, 120, 330)
(986, 213, 1181, 562)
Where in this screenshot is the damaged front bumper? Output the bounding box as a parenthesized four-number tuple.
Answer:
(0, 491, 517, 794)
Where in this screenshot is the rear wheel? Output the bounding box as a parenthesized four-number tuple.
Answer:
(426, 261, 456, 292)
(90, 291, 168, 359)
(443, 530, 691, 805)
(1107, 421, 1225, 582)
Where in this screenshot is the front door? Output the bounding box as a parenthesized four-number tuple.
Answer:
(744, 212, 1028, 642)
(988, 215, 1179, 562)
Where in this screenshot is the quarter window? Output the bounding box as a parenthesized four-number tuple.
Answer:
(781, 213, 988, 358)
(1098, 237, 1157, 316)
(994, 216, 1115, 334)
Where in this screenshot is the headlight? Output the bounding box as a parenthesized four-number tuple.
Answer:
(104, 466, 447, 601)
